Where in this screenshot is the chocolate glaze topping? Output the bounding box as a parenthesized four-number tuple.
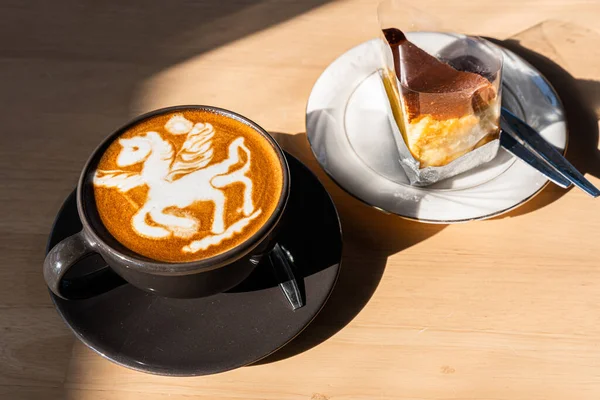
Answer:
(382, 28, 496, 121)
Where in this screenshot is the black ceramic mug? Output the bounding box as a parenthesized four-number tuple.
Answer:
(44, 106, 290, 300)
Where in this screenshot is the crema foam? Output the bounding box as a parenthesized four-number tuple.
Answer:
(92, 110, 284, 263)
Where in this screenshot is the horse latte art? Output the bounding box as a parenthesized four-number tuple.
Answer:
(93, 110, 284, 262)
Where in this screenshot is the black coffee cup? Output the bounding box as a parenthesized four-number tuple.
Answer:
(44, 106, 290, 300)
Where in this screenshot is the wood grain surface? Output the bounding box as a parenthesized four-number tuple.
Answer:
(1, 0, 599, 399)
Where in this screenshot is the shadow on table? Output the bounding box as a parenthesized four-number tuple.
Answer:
(1, 0, 336, 159)
(485, 37, 600, 218)
(254, 132, 446, 364)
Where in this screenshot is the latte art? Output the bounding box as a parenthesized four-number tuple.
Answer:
(93, 110, 284, 262)
(96, 119, 258, 245)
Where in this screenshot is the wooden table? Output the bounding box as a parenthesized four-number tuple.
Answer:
(2, 0, 599, 399)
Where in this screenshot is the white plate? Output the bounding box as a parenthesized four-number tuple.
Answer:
(306, 33, 567, 223)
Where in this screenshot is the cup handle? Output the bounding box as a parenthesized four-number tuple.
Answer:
(43, 231, 126, 300)
(268, 243, 304, 310)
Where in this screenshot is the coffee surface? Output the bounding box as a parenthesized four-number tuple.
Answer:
(93, 109, 284, 263)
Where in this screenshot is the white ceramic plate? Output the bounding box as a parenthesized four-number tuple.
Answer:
(306, 33, 567, 223)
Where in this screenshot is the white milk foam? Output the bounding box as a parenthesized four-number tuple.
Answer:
(93, 114, 261, 254)
(164, 114, 194, 135)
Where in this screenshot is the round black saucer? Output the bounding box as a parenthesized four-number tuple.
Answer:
(47, 153, 342, 376)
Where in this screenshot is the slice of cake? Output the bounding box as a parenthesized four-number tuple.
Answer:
(382, 28, 499, 167)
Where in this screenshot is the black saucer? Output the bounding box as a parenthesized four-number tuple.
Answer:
(47, 153, 342, 376)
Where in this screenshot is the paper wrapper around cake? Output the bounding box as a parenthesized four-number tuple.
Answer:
(379, 29, 501, 186)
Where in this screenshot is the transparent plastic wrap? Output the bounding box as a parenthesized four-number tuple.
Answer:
(377, 0, 503, 186)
